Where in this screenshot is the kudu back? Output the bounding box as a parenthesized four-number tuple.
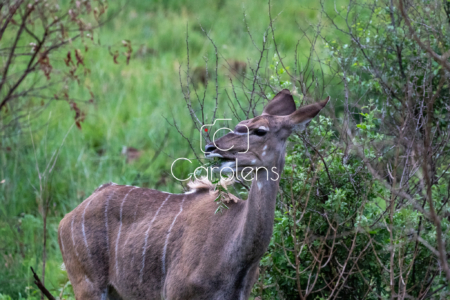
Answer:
(58, 89, 328, 299)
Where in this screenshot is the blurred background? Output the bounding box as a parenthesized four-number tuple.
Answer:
(1, 0, 450, 299)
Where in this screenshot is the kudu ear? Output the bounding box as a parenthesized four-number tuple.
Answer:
(286, 96, 330, 132)
(262, 89, 297, 116)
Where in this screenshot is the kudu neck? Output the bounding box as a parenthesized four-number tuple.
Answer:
(248, 147, 286, 203)
(237, 150, 286, 258)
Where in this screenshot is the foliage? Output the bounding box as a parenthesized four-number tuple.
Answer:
(0, 0, 114, 134)
(251, 0, 450, 298)
(0, 0, 324, 298)
(1, 0, 450, 299)
(256, 115, 388, 299)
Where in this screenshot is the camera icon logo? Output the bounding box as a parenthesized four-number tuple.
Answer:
(200, 119, 249, 154)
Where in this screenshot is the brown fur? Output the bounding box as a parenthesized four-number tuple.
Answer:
(58, 89, 328, 300)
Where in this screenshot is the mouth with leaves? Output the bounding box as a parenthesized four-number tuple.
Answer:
(204, 153, 237, 172)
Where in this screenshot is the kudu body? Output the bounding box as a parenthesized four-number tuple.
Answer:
(58, 89, 328, 299)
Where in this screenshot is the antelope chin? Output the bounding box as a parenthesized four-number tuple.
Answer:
(206, 155, 255, 174)
(204, 152, 224, 159)
(205, 152, 234, 164)
(205, 156, 237, 174)
(217, 160, 236, 173)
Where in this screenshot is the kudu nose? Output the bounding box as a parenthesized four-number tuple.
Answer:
(205, 143, 217, 152)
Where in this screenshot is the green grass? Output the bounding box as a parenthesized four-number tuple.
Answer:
(0, 0, 347, 297)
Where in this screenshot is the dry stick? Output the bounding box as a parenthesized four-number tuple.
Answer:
(288, 174, 306, 300)
(30, 267, 56, 300)
(0, 34, 77, 110)
(389, 128, 403, 299)
(0, 4, 72, 110)
(367, 233, 390, 273)
(29, 122, 74, 300)
(278, 238, 298, 270)
(148, 128, 170, 166)
(410, 197, 427, 289)
(318, 221, 338, 270)
(228, 77, 246, 120)
(338, 122, 429, 217)
(397, 237, 405, 299)
(342, 68, 350, 164)
(198, 23, 219, 123)
(247, 31, 267, 118)
(164, 116, 201, 162)
(0, 0, 24, 41)
(301, 137, 336, 190)
(305, 230, 330, 296)
(0, 2, 33, 95)
(327, 226, 360, 300)
(58, 281, 70, 299)
(407, 224, 425, 293)
(199, 58, 209, 124)
(421, 82, 450, 287)
(388, 0, 406, 80)
(399, 0, 450, 73)
(410, 69, 450, 289)
(417, 260, 438, 299)
(258, 265, 266, 298)
(341, 58, 449, 296)
(355, 259, 378, 298)
(402, 237, 420, 298)
(180, 28, 202, 131)
(330, 235, 372, 300)
(272, 258, 297, 280)
(238, 19, 270, 117)
(268, 0, 296, 84)
(29, 119, 46, 300)
(320, 0, 400, 102)
(136, 128, 171, 174)
(41, 194, 50, 300)
(290, 163, 320, 298)
(225, 89, 241, 121)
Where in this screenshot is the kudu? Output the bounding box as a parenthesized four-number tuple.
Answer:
(58, 89, 328, 300)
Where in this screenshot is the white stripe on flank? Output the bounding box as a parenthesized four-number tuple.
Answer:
(122, 189, 147, 259)
(114, 187, 137, 276)
(85, 275, 94, 289)
(82, 196, 96, 258)
(139, 194, 171, 282)
(104, 191, 115, 259)
(70, 215, 80, 258)
(162, 197, 186, 275)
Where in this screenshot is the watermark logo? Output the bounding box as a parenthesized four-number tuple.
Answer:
(171, 119, 279, 182)
(200, 119, 249, 154)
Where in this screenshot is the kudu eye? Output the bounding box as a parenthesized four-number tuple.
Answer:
(253, 129, 267, 137)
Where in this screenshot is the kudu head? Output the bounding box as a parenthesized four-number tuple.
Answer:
(205, 89, 329, 175)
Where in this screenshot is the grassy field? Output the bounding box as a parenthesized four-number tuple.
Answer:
(0, 0, 342, 298)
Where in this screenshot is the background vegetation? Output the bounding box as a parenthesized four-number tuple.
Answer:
(1, 0, 450, 299)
